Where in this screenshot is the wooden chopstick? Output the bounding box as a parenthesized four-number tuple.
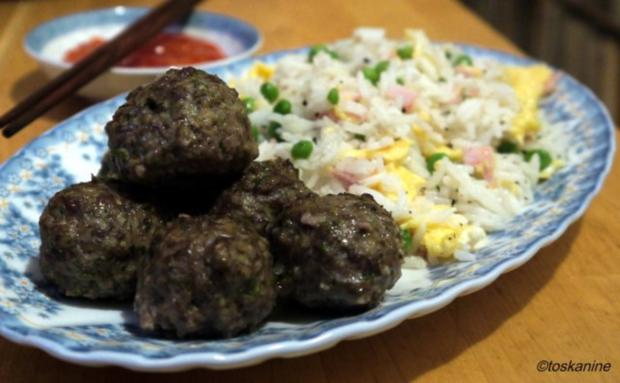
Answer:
(0, 0, 203, 138)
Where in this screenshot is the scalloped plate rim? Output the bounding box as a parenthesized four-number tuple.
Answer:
(0, 44, 615, 371)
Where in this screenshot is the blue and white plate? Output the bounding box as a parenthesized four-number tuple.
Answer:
(0, 47, 614, 371)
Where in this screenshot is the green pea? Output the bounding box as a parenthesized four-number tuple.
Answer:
(453, 54, 473, 67)
(426, 152, 449, 173)
(363, 67, 380, 85)
(308, 44, 339, 62)
(497, 140, 519, 154)
(267, 121, 284, 142)
(251, 125, 260, 142)
(327, 88, 339, 105)
(273, 99, 292, 115)
(375, 60, 390, 73)
(308, 45, 325, 60)
(260, 82, 279, 103)
(291, 140, 314, 159)
(397, 45, 413, 59)
(363, 61, 390, 86)
(242, 97, 256, 113)
(524, 149, 552, 171)
(353, 133, 366, 141)
(401, 229, 413, 251)
(396, 77, 405, 85)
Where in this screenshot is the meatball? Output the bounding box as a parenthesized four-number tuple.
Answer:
(39, 180, 162, 300)
(102, 67, 258, 186)
(270, 193, 403, 309)
(135, 215, 276, 338)
(212, 159, 315, 235)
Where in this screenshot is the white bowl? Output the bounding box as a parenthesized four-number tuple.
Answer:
(24, 6, 262, 99)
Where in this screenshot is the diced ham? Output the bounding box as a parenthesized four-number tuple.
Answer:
(386, 85, 416, 112)
(463, 145, 495, 182)
(332, 169, 359, 189)
(446, 85, 462, 105)
(340, 90, 362, 102)
(312, 110, 338, 121)
(341, 101, 368, 121)
(543, 72, 559, 95)
(455, 66, 481, 77)
(464, 86, 480, 98)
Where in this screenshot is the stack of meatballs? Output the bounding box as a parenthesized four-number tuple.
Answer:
(39, 67, 404, 339)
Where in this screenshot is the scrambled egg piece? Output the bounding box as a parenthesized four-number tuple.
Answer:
(499, 179, 520, 195)
(418, 111, 431, 122)
(540, 159, 564, 180)
(386, 163, 426, 202)
(334, 106, 365, 123)
(411, 124, 462, 160)
(248, 62, 275, 81)
(401, 205, 475, 259)
(333, 107, 349, 122)
(231, 62, 275, 91)
(504, 65, 553, 144)
(370, 139, 411, 162)
(334, 105, 368, 123)
(404, 28, 426, 59)
(341, 139, 425, 200)
(434, 145, 462, 161)
(423, 226, 460, 259)
(342, 139, 411, 161)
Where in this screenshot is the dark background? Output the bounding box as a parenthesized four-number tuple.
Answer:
(462, 0, 619, 122)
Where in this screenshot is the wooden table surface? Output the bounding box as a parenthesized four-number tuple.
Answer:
(0, 0, 618, 382)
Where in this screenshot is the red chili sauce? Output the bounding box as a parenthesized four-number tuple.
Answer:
(64, 33, 226, 67)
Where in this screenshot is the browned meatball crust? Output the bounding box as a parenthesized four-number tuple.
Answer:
(212, 159, 315, 235)
(135, 215, 276, 338)
(270, 193, 403, 309)
(39, 180, 162, 300)
(102, 67, 258, 186)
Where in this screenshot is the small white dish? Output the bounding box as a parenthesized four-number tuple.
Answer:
(24, 7, 262, 99)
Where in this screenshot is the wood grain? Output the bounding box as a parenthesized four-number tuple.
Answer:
(0, 0, 618, 382)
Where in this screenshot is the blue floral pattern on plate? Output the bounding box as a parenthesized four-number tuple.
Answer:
(0, 46, 614, 371)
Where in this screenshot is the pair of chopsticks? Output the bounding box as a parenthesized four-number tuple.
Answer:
(0, 0, 203, 138)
